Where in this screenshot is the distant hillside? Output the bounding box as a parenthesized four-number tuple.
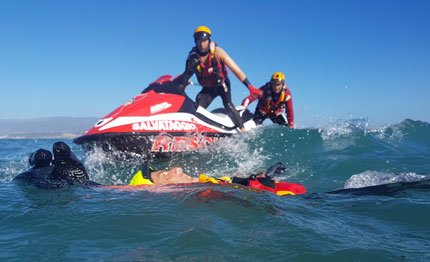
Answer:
(0, 117, 99, 139)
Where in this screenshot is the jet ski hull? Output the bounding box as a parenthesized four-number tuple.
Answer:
(74, 131, 230, 157)
(73, 75, 256, 156)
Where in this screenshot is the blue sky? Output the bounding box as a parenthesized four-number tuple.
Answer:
(1, 0, 429, 128)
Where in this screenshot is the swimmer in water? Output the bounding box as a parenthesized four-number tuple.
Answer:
(14, 141, 99, 189)
(14, 142, 306, 195)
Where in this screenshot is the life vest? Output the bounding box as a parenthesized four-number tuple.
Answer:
(128, 163, 306, 196)
(258, 83, 291, 116)
(129, 163, 155, 185)
(192, 42, 228, 87)
(200, 174, 306, 196)
(247, 176, 306, 196)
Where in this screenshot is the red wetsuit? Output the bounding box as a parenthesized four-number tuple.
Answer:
(242, 82, 294, 128)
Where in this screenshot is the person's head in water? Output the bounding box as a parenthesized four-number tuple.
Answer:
(270, 72, 285, 94)
(53, 141, 71, 160)
(194, 26, 211, 55)
(29, 149, 52, 167)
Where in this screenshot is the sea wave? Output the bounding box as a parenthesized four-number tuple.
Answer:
(344, 170, 429, 189)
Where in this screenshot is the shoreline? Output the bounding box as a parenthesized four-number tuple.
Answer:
(0, 133, 81, 139)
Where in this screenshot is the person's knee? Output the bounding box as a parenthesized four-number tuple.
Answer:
(254, 118, 263, 125)
(196, 93, 211, 108)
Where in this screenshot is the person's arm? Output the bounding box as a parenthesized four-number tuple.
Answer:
(216, 46, 246, 81)
(173, 54, 198, 92)
(284, 87, 295, 128)
(180, 61, 193, 82)
(177, 50, 199, 86)
(241, 86, 262, 107)
(216, 47, 260, 97)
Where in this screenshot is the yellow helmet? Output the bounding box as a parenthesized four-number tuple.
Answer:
(271, 72, 285, 84)
(194, 26, 212, 41)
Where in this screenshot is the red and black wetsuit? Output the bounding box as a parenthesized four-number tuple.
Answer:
(242, 82, 294, 127)
(181, 43, 246, 129)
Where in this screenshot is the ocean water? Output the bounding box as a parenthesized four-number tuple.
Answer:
(1, 119, 429, 261)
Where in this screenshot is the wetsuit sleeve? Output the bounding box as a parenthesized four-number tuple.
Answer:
(215, 47, 247, 82)
(284, 87, 295, 128)
(241, 86, 262, 107)
(183, 58, 195, 80)
(173, 54, 196, 91)
(179, 49, 198, 84)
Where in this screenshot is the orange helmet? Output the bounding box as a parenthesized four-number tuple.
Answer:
(194, 26, 211, 41)
(271, 72, 285, 85)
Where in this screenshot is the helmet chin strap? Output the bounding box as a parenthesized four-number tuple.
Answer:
(197, 49, 209, 56)
(196, 44, 210, 56)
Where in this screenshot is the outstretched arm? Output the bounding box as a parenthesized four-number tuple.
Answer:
(241, 88, 260, 107)
(216, 47, 260, 97)
(173, 56, 198, 93)
(284, 88, 295, 128)
(176, 51, 199, 87)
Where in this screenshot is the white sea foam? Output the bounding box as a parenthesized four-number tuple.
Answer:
(344, 170, 428, 189)
(84, 146, 135, 185)
(201, 127, 269, 176)
(320, 118, 369, 140)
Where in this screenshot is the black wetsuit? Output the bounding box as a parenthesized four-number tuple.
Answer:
(253, 109, 288, 126)
(180, 48, 244, 129)
(14, 142, 99, 189)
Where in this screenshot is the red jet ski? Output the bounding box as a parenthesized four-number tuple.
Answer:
(73, 75, 256, 156)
